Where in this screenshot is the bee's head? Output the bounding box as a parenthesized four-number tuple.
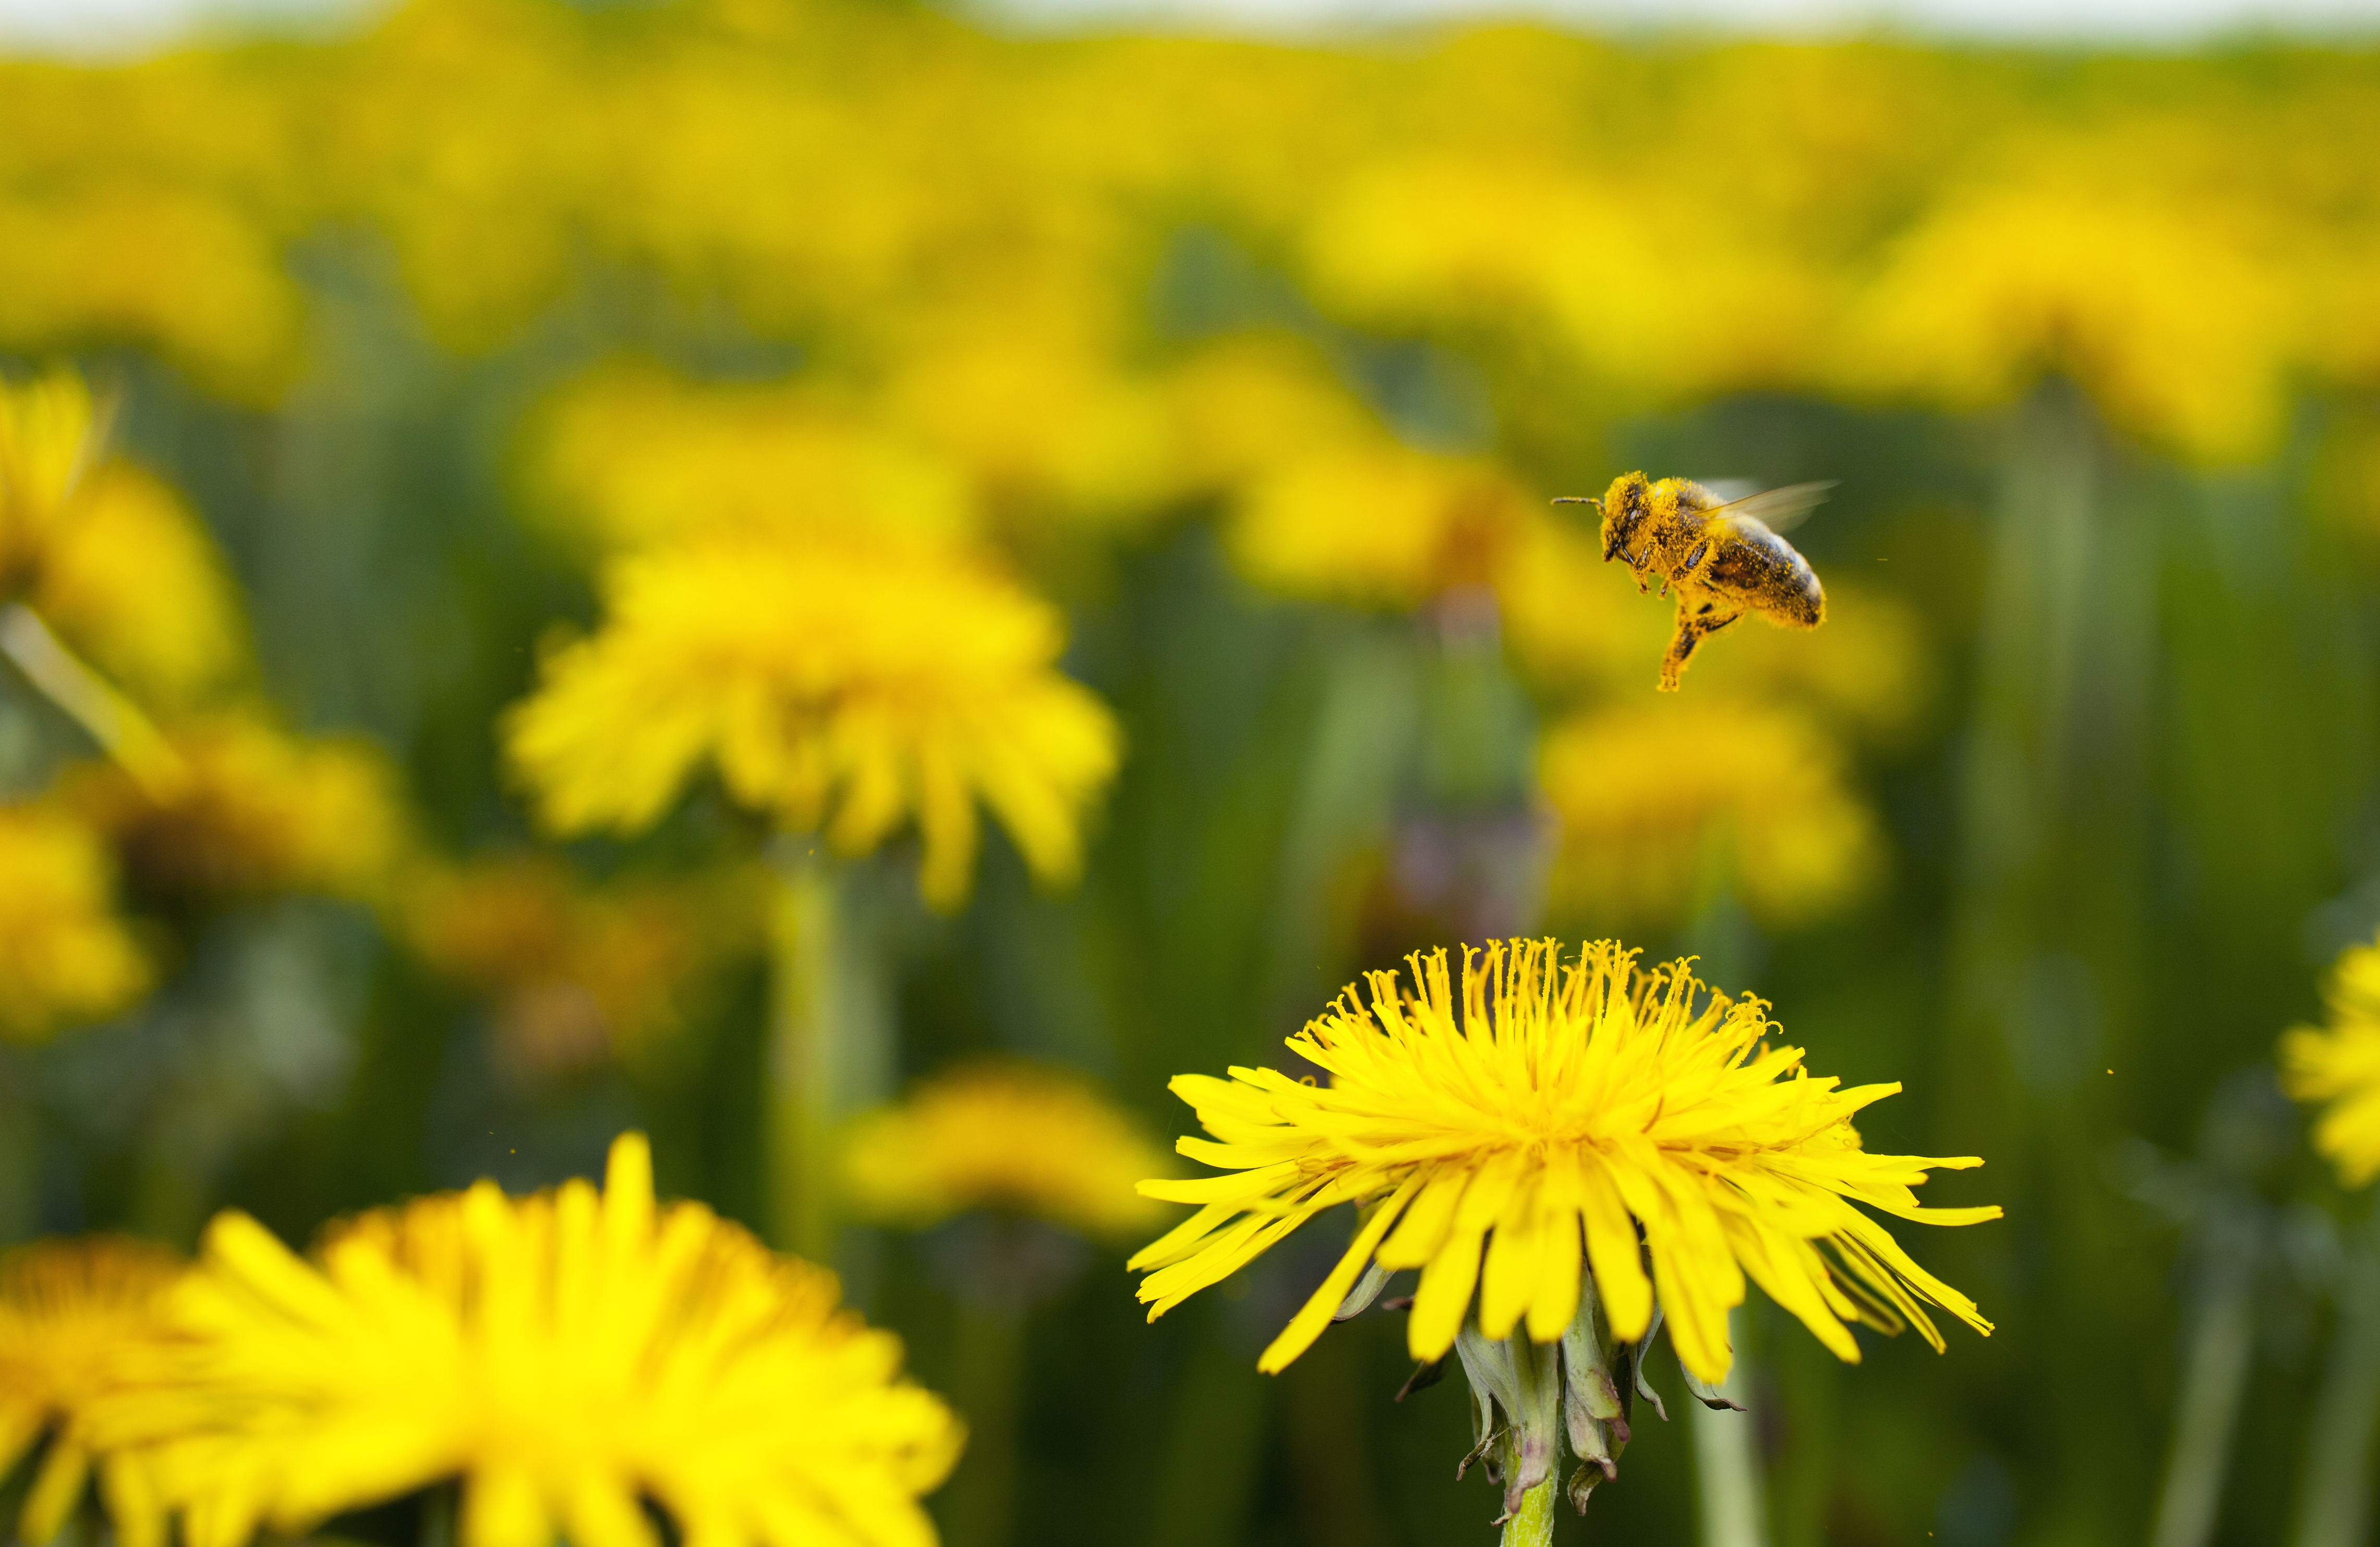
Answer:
(1592, 472, 1652, 561)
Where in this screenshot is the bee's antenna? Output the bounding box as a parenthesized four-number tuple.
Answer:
(1551, 496, 1603, 510)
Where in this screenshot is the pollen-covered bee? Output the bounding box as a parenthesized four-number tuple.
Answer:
(1554, 472, 1832, 692)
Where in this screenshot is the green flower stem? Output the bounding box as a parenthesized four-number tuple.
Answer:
(0, 602, 183, 796)
(1691, 1313, 1769, 1547)
(766, 844, 893, 1267)
(2291, 1224, 2380, 1547)
(943, 1293, 1026, 1547)
(1499, 1476, 1558, 1547)
(2148, 1248, 2257, 1547)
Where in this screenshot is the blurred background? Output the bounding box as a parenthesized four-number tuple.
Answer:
(4, 2, 2380, 1544)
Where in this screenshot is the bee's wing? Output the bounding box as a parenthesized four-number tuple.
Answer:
(1708, 480, 1835, 536)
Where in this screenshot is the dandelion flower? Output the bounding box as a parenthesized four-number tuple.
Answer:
(1130, 941, 1995, 1387)
(0, 802, 151, 1041)
(505, 536, 1120, 910)
(2281, 931, 2380, 1187)
(844, 1061, 1170, 1239)
(1537, 698, 1886, 931)
(0, 369, 247, 707)
(528, 363, 974, 558)
(59, 716, 405, 907)
(1840, 183, 2288, 463)
(116, 1133, 963, 1547)
(401, 854, 762, 1073)
(1228, 441, 1538, 610)
(0, 1236, 185, 1547)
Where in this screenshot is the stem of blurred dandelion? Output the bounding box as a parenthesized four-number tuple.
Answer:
(2147, 1230, 2256, 1547)
(0, 603, 183, 794)
(1692, 1311, 1770, 1547)
(2292, 1213, 2380, 1547)
(943, 1282, 1028, 1547)
(766, 842, 895, 1272)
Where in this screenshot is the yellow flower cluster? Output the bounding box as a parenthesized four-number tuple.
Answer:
(0, 369, 247, 708)
(506, 537, 1120, 910)
(0, 802, 151, 1041)
(88, 1134, 962, 1547)
(0, 1237, 185, 1547)
(843, 1061, 1170, 1239)
(1132, 940, 1997, 1385)
(2281, 930, 2380, 1188)
(5, 13, 2378, 465)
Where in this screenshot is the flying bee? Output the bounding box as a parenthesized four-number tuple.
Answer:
(1553, 471, 1834, 692)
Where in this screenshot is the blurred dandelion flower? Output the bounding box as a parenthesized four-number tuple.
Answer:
(0, 192, 303, 406)
(1160, 334, 1373, 495)
(0, 802, 152, 1041)
(59, 717, 405, 907)
(1841, 183, 2289, 462)
(881, 320, 1178, 527)
(505, 537, 1120, 910)
(117, 1133, 963, 1547)
(0, 1237, 185, 1547)
(1131, 940, 1995, 1383)
(528, 364, 975, 558)
(2281, 931, 2380, 1187)
(1537, 698, 1886, 931)
(400, 855, 763, 1075)
(0, 368, 247, 709)
(1228, 441, 1538, 610)
(844, 1061, 1170, 1239)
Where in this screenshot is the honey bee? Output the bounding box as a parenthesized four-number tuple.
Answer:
(1553, 472, 1833, 692)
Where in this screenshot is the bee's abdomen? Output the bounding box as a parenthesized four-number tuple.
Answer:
(1707, 530, 1825, 627)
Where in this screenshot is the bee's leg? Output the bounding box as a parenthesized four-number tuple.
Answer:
(1657, 606, 1745, 692)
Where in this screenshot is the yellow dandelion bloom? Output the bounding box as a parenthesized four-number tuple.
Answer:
(1840, 182, 2289, 463)
(844, 1061, 1171, 1239)
(881, 320, 1177, 525)
(1537, 698, 1887, 931)
(111, 1133, 963, 1547)
(527, 363, 974, 558)
(1228, 441, 1539, 610)
(1130, 940, 1996, 1386)
(0, 191, 304, 406)
(0, 368, 247, 707)
(59, 716, 406, 907)
(0, 802, 151, 1041)
(0, 1237, 185, 1547)
(2281, 931, 2380, 1188)
(1160, 334, 1373, 495)
(505, 536, 1121, 910)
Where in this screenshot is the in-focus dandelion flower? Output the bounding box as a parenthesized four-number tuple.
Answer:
(113, 1133, 963, 1547)
(2281, 931, 2380, 1187)
(0, 369, 247, 707)
(0, 1236, 185, 1547)
(1131, 941, 1995, 1385)
(59, 717, 405, 907)
(505, 536, 1120, 910)
(0, 802, 152, 1041)
(844, 1061, 1171, 1239)
(1537, 698, 1886, 931)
